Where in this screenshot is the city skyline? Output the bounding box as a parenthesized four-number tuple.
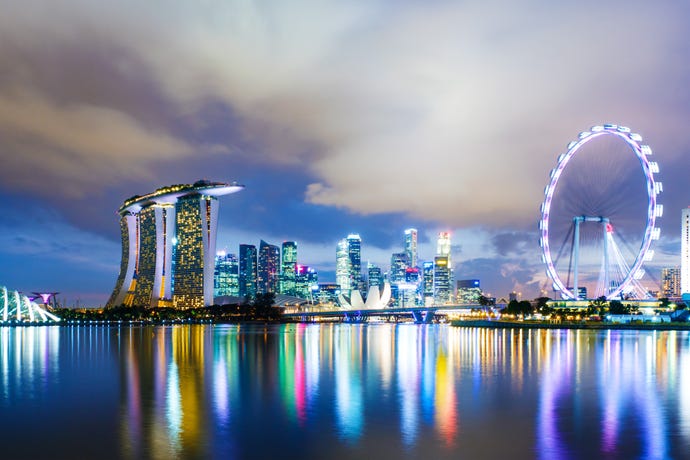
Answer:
(1, 1, 690, 306)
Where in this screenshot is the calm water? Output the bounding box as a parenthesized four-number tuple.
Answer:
(1, 324, 690, 459)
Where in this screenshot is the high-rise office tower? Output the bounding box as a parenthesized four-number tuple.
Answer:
(434, 256, 451, 304)
(404, 228, 418, 268)
(107, 180, 243, 308)
(368, 263, 384, 290)
(257, 240, 280, 294)
(239, 244, 258, 299)
(436, 231, 454, 298)
(281, 241, 297, 296)
(683, 208, 690, 295)
(423, 262, 434, 306)
(295, 265, 318, 299)
(661, 267, 681, 299)
(335, 234, 362, 294)
(390, 252, 408, 283)
(214, 252, 239, 297)
(437, 232, 451, 259)
(457, 279, 481, 304)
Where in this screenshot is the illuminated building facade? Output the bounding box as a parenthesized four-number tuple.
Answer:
(239, 244, 258, 299)
(280, 241, 297, 296)
(368, 264, 383, 290)
(423, 262, 434, 306)
(661, 267, 681, 299)
(404, 228, 418, 268)
(258, 240, 280, 294)
(214, 252, 239, 297)
(295, 265, 318, 299)
(456, 279, 481, 304)
(680, 208, 690, 294)
(335, 234, 361, 295)
(107, 180, 243, 308)
(434, 256, 451, 304)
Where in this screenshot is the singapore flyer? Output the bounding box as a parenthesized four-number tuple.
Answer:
(539, 124, 662, 300)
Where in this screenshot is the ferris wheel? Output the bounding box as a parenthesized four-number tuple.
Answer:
(539, 124, 662, 300)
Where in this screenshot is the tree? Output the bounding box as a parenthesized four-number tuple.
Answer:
(608, 300, 628, 315)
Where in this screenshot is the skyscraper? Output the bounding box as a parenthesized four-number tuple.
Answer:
(257, 240, 280, 294)
(335, 234, 362, 295)
(281, 241, 297, 296)
(434, 256, 451, 304)
(107, 180, 243, 308)
(437, 232, 451, 260)
(390, 252, 408, 283)
(457, 279, 481, 303)
(295, 265, 318, 299)
(368, 263, 383, 290)
(436, 231, 454, 300)
(389, 251, 408, 307)
(661, 267, 681, 299)
(423, 262, 434, 306)
(214, 252, 239, 297)
(239, 244, 258, 299)
(404, 228, 418, 268)
(172, 194, 219, 309)
(683, 208, 690, 295)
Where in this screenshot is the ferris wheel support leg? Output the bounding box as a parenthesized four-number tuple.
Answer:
(603, 224, 610, 298)
(573, 217, 581, 299)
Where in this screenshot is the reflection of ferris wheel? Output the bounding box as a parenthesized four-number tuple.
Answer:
(539, 124, 662, 300)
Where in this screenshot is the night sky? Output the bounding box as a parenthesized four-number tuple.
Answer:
(1, 1, 689, 306)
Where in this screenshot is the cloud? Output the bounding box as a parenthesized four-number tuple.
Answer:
(3, 1, 689, 224)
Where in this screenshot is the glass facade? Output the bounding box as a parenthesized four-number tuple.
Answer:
(239, 244, 258, 299)
(258, 240, 280, 294)
(456, 279, 481, 304)
(280, 242, 297, 296)
(132, 205, 157, 307)
(404, 228, 418, 268)
(214, 252, 239, 297)
(434, 256, 451, 305)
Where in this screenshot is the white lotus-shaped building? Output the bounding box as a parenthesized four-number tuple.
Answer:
(338, 283, 392, 310)
(1, 286, 60, 323)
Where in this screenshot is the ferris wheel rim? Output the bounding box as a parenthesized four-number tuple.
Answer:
(539, 124, 661, 300)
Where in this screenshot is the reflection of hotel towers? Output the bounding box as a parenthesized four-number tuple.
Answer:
(107, 180, 244, 308)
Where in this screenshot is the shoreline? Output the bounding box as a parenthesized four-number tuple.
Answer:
(451, 319, 690, 331)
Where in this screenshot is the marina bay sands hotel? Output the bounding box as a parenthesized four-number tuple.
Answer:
(107, 180, 244, 309)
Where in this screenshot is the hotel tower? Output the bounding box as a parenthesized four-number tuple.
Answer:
(107, 180, 243, 308)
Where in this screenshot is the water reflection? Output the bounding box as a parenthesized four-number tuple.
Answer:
(2, 325, 690, 458)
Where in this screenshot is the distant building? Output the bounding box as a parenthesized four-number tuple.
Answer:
(239, 244, 257, 299)
(436, 232, 454, 297)
(457, 279, 481, 304)
(295, 265, 318, 299)
(683, 208, 690, 295)
(258, 240, 280, 294)
(423, 262, 434, 306)
(214, 252, 239, 297)
(315, 283, 341, 305)
(107, 180, 244, 309)
(368, 263, 384, 290)
(433, 256, 451, 304)
(661, 267, 681, 298)
(404, 228, 418, 268)
(336, 234, 361, 295)
(280, 241, 297, 296)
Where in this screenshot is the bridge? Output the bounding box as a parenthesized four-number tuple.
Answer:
(282, 304, 482, 324)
